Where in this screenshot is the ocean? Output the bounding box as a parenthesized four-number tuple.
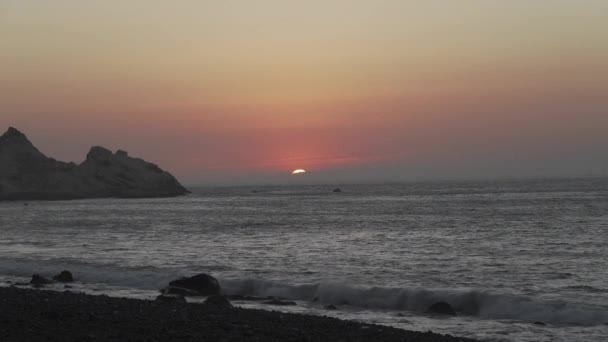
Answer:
(1, 178, 607, 341)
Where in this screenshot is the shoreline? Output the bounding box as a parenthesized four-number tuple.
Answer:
(0, 286, 478, 341)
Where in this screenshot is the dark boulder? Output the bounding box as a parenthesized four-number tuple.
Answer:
(30, 274, 52, 286)
(262, 299, 297, 306)
(155, 295, 187, 304)
(203, 295, 234, 309)
(166, 274, 221, 296)
(333, 188, 342, 193)
(427, 301, 456, 316)
(162, 286, 201, 297)
(53, 270, 74, 283)
(324, 304, 338, 310)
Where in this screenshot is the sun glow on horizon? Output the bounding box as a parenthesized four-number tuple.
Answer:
(2, 1, 607, 182)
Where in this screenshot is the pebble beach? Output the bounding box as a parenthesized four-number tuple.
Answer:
(0, 286, 478, 342)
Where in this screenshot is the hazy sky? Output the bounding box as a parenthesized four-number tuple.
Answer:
(1, 1, 607, 184)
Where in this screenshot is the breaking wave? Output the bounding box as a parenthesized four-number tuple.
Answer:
(221, 278, 608, 326)
(1, 258, 606, 326)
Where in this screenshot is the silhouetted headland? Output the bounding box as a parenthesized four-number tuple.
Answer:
(0, 127, 188, 200)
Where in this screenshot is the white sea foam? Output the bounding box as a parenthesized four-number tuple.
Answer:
(221, 278, 608, 326)
(0, 258, 183, 290)
(1, 258, 605, 327)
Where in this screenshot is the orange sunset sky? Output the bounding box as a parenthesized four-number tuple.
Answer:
(1, 1, 607, 184)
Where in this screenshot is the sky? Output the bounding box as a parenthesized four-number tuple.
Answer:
(1, 1, 607, 184)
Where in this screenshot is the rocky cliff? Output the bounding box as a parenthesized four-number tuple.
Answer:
(0, 127, 189, 200)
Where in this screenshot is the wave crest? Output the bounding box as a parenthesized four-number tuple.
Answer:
(1, 259, 606, 326)
(222, 278, 608, 326)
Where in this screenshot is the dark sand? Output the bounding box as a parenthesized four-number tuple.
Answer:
(0, 287, 478, 341)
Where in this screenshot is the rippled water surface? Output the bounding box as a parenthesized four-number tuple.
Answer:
(1, 178, 607, 341)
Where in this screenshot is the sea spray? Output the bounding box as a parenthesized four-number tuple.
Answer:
(220, 278, 608, 326)
(1, 257, 607, 326)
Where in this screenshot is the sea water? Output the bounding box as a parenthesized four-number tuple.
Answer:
(0, 178, 607, 341)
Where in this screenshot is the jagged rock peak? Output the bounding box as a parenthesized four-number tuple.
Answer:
(86, 146, 113, 162)
(1, 127, 29, 141)
(1, 127, 189, 200)
(0, 127, 39, 154)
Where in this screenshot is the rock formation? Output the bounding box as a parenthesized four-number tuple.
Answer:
(203, 295, 234, 309)
(30, 274, 53, 286)
(426, 301, 457, 316)
(0, 127, 189, 200)
(163, 273, 221, 297)
(53, 271, 74, 283)
(155, 294, 187, 304)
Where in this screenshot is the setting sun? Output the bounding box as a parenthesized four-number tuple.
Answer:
(291, 169, 307, 175)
